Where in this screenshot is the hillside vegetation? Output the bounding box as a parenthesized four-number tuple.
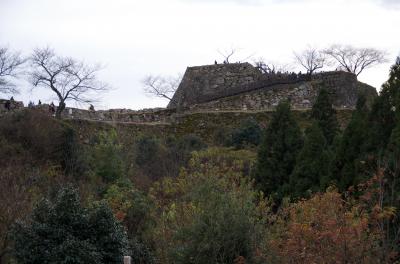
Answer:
(1, 58, 400, 264)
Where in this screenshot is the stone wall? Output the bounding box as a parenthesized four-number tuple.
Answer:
(168, 62, 376, 111)
(310, 71, 359, 108)
(59, 106, 175, 123)
(357, 81, 379, 108)
(0, 64, 377, 124)
(0, 101, 175, 124)
(168, 63, 263, 109)
(187, 82, 317, 111)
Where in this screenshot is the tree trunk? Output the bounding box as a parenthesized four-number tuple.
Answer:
(56, 101, 66, 119)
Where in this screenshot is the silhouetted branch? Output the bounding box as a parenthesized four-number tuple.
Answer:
(324, 44, 388, 76)
(0, 46, 26, 94)
(293, 46, 326, 75)
(28, 47, 109, 118)
(142, 74, 181, 102)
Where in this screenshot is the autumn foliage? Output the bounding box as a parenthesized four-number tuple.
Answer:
(266, 188, 377, 263)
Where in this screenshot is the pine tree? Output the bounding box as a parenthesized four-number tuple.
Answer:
(311, 88, 339, 145)
(254, 101, 303, 201)
(12, 187, 128, 264)
(366, 57, 400, 154)
(334, 95, 370, 190)
(376, 58, 400, 262)
(387, 122, 400, 157)
(290, 122, 331, 199)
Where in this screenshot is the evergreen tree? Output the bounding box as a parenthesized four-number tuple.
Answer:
(92, 130, 125, 183)
(387, 122, 400, 158)
(375, 58, 400, 262)
(365, 57, 400, 154)
(230, 117, 262, 148)
(290, 122, 331, 199)
(254, 101, 303, 200)
(334, 95, 370, 190)
(311, 88, 339, 144)
(12, 187, 128, 264)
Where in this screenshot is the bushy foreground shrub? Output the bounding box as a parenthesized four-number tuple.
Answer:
(12, 187, 128, 264)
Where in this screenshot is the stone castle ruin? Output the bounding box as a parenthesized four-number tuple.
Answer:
(0, 62, 377, 123)
(168, 62, 377, 111)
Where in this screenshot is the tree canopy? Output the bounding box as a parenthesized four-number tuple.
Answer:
(12, 187, 128, 264)
(253, 101, 303, 201)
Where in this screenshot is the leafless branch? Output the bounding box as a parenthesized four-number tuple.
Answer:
(293, 46, 326, 75)
(0, 46, 26, 95)
(217, 47, 256, 64)
(218, 47, 236, 64)
(323, 44, 389, 76)
(142, 74, 181, 102)
(253, 57, 293, 74)
(28, 47, 110, 118)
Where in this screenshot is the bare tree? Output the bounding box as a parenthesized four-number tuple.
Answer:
(324, 44, 388, 76)
(142, 74, 181, 103)
(218, 47, 237, 64)
(28, 47, 109, 118)
(293, 46, 326, 75)
(217, 47, 255, 64)
(0, 46, 26, 95)
(253, 57, 293, 74)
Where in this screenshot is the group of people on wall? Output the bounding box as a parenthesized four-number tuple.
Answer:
(2, 96, 96, 117)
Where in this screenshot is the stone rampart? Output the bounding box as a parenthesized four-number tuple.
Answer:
(59, 107, 174, 123)
(184, 71, 376, 112)
(0, 63, 378, 124)
(168, 63, 263, 109)
(187, 82, 317, 111)
(167, 63, 374, 111)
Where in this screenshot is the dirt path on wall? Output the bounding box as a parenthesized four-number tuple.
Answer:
(73, 118, 172, 126)
(70, 108, 352, 125)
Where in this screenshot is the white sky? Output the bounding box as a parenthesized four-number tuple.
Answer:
(1, 0, 399, 110)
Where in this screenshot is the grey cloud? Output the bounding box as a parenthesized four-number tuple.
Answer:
(182, 0, 400, 7)
(180, 0, 301, 5)
(379, 0, 400, 7)
(181, 0, 263, 5)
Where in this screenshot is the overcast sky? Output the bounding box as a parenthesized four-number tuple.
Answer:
(1, 0, 399, 110)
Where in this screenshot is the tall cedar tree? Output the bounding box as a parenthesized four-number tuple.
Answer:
(334, 95, 370, 190)
(254, 101, 303, 200)
(290, 122, 331, 199)
(366, 57, 400, 154)
(381, 60, 400, 254)
(12, 187, 128, 264)
(311, 88, 339, 145)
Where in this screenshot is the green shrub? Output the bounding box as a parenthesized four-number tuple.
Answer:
(231, 117, 262, 148)
(149, 147, 263, 264)
(92, 130, 125, 183)
(12, 186, 128, 264)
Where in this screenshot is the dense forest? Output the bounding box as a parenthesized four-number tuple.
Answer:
(1, 57, 400, 263)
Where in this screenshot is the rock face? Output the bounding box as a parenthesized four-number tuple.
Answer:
(168, 63, 263, 109)
(167, 63, 377, 111)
